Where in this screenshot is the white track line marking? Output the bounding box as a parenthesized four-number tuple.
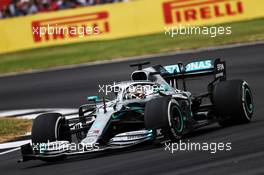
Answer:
(0, 147, 20, 155)
(0, 109, 48, 118)
(0, 140, 31, 150)
(0, 108, 78, 119)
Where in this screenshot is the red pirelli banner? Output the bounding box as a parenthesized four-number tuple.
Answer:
(163, 0, 244, 24)
(0, 0, 263, 53)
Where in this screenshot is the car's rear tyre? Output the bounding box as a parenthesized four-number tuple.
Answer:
(32, 113, 71, 144)
(144, 96, 184, 141)
(213, 80, 254, 127)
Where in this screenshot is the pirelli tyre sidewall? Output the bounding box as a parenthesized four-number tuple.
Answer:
(144, 96, 184, 141)
(166, 99, 184, 140)
(213, 79, 254, 126)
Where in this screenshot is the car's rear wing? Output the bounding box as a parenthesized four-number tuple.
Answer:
(159, 59, 226, 90)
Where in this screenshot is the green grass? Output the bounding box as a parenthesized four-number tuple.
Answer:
(0, 118, 32, 143)
(0, 18, 263, 74)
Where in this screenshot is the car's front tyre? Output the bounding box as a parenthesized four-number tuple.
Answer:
(31, 113, 71, 162)
(32, 113, 71, 144)
(144, 96, 185, 141)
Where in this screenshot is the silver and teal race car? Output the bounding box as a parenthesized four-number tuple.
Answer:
(20, 59, 254, 162)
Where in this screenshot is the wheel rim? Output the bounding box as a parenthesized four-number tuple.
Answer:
(169, 104, 183, 132)
(244, 88, 253, 114)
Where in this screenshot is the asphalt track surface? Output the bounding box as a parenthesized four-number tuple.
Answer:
(0, 43, 264, 175)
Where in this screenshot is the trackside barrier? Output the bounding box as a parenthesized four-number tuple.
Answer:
(0, 0, 263, 54)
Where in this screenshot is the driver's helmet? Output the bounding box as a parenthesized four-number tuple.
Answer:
(131, 87, 146, 99)
(124, 85, 146, 100)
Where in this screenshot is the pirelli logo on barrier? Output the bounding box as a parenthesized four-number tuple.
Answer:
(32, 11, 110, 43)
(163, 0, 243, 24)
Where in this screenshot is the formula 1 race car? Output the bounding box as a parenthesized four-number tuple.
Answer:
(20, 58, 254, 162)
